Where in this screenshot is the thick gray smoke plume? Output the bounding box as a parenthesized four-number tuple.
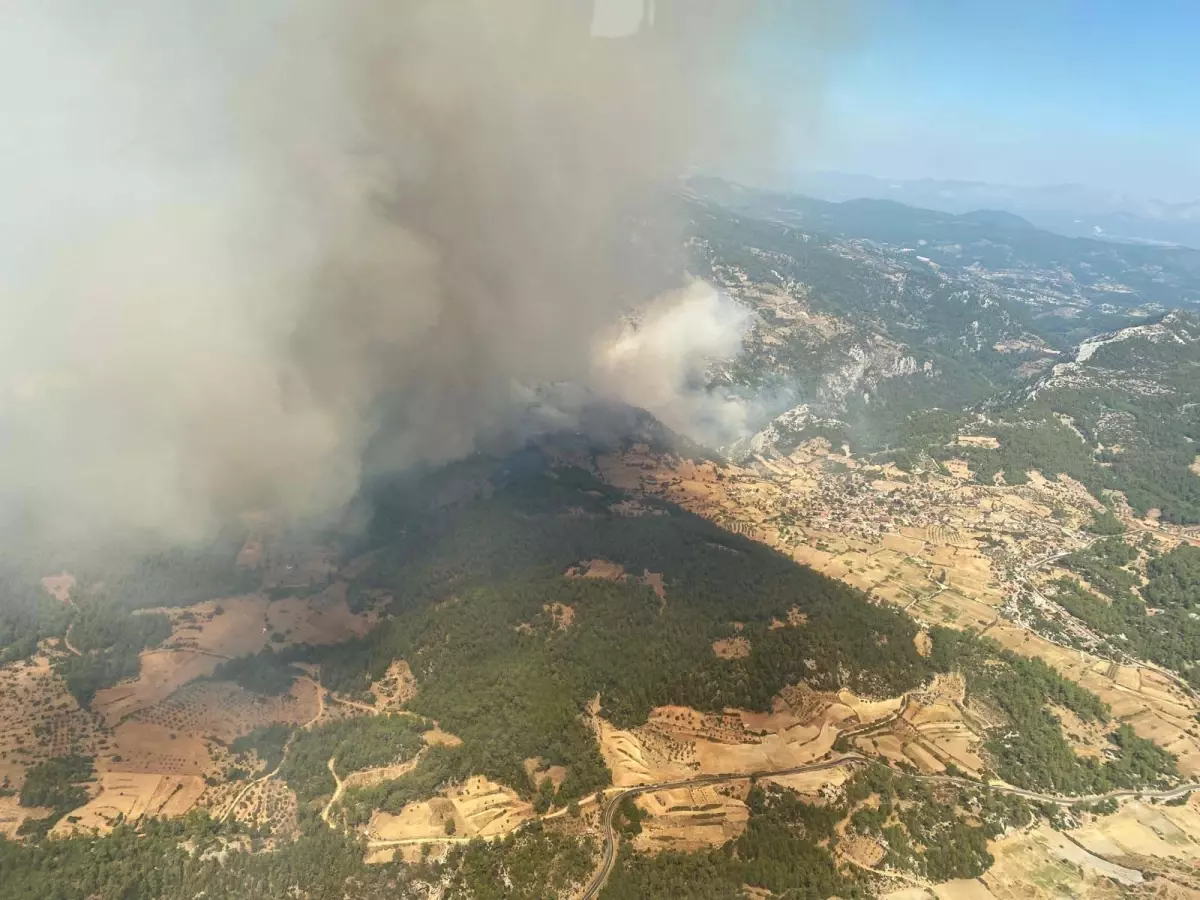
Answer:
(0, 0, 832, 547)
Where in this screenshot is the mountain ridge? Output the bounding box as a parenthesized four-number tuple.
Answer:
(790, 171, 1200, 249)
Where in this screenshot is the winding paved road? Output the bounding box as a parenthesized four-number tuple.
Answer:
(578, 756, 865, 899)
(575, 755, 1200, 900)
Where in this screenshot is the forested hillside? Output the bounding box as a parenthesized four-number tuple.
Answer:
(687, 197, 1054, 451)
(0, 540, 256, 702)
(955, 311, 1200, 522)
(289, 450, 931, 818)
(688, 183, 1200, 523)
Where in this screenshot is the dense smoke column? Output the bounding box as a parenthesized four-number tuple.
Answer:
(0, 1, 837, 551)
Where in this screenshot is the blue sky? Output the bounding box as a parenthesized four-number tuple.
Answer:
(786, 1, 1200, 200)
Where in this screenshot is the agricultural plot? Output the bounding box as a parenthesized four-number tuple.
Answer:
(368, 776, 534, 844)
(51, 772, 206, 835)
(0, 655, 106, 780)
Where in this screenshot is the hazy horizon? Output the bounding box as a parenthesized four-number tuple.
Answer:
(782, 1, 1200, 203)
(793, 169, 1200, 207)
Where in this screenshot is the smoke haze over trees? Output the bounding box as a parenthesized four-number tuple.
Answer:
(0, 0, 840, 552)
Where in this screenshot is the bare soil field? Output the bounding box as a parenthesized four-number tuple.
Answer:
(40, 572, 76, 603)
(984, 623, 1200, 776)
(712, 636, 751, 659)
(909, 722, 985, 774)
(0, 640, 319, 837)
(368, 798, 456, 845)
(914, 631, 933, 657)
(907, 801, 1200, 900)
(151, 598, 268, 658)
(852, 676, 979, 777)
(1049, 703, 1116, 760)
(129, 678, 320, 744)
(980, 824, 1143, 898)
(883, 888, 942, 900)
(156, 587, 378, 658)
(524, 758, 568, 791)
(1075, 796, 1200, 883)
(91, 650, 226, 728)
(593, 714, 688, 787)
(108, 721, 212, 775)
(768, 607, 808, 631)
(260, 542, 338, 591)
(53, 772, 207, 835)
(369, 776, 533, 844)
(1073, 796, 1200, 865)
(957, 436, 1001, 449)
(641, 570, 667, 602)
(854, 733, 914, 771)
(842, 832, 889, 871)
(766, 764, 851, 796)
(692, 720, 842, 776)
(565, 559, 627, 582)
(0, 795, 48, 839)
(799, 530, 1003, 626)
(341, 756, 428, 796)
(265, 583, 381, 646)
(235, 530, 265, 570)
(367, 660, 418, 711)
(632, 782, 751, 853)
(422, 727, 463, 748)
(594, 689, 898, 788)
(544, 602, 575, 631)
(92, 590, 376, 728)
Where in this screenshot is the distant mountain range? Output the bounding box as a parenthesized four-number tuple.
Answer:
(789, 172, 1200, 250)
(684, 176, 1200, 319)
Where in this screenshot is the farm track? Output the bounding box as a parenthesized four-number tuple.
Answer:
(324, 691, 430, 723)
(219, 673, 325, 823)
(321, 756, 343, 828)
(62, 623, 82, 657)
(220, 673, 437, 827)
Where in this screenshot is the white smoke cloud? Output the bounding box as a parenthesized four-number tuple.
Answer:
(595, 281, 752, 445)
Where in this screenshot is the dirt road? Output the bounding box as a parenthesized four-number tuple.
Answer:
(219, 672, 325, 823)
(321, 756, 343, 827)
